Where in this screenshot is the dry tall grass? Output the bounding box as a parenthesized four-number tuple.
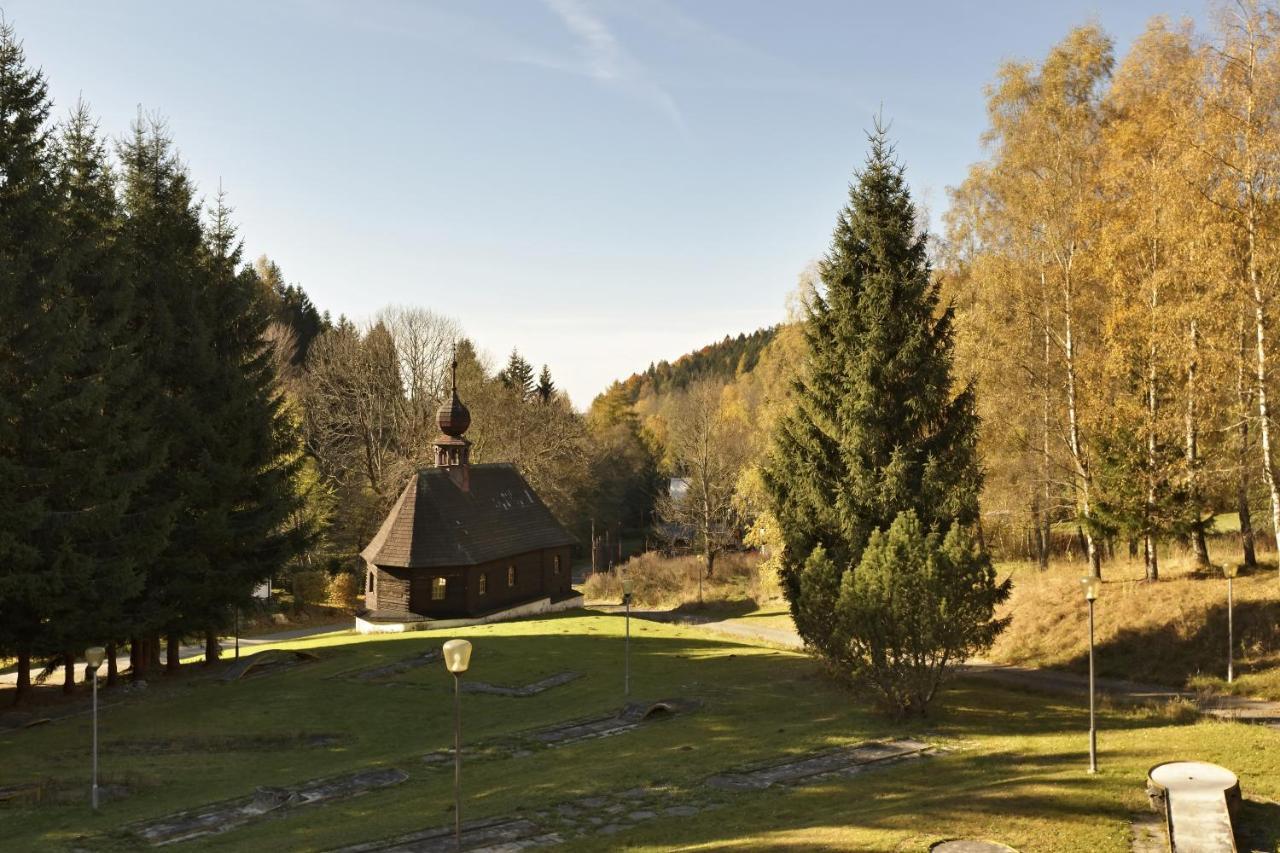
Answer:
(581, 550, 777, 610)
(988, 548, 1280, 691)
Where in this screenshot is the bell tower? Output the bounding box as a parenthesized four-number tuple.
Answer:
(434, 355, 472, 490)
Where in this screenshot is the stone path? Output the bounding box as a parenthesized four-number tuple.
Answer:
(129, 768, 408, 846)
(422, 698, 700, 767)
(338, 648, 441, 682)
(461, 671, 581, 697)
(220, 649, 320, 682)
(342, 738, 933, 852)
(706, 738, 930, 790)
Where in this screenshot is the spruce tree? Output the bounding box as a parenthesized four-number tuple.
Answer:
(191, 193, 304, 660)
(537, 364, 555, 403)
(38, 103, 168, 685)
(764, 127, 1006, 712)
(118, 115, 213, 676)
(0, 19, 60, 700)
(499, 348, 535, 400)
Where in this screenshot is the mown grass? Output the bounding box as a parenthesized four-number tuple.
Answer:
(1, 613, 1279, 851)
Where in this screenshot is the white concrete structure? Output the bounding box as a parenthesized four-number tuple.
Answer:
(354, 592, 584, 634)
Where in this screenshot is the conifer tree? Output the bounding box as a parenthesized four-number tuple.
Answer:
(191, 193, 305, 660)
(499, 348, 535, 400)
(764, 127, 1006, 713)
(118, 115, 213, 676)
(537, 364, 555, 403)
(0, 19, 60, 700)
(38, 103, 167, 687)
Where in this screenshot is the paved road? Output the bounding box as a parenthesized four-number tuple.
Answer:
(0, 622, 351, 688)
(591, 605, 1280, 722)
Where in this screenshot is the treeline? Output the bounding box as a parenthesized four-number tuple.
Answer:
(942, 1, 1280, 578)
(604, 327, 778, 408)
(0, 23, 304, 699)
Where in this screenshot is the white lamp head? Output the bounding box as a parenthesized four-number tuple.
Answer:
(85, 647, 106, 670)
(1224, 563, 1239, 579)
(442, 639, 473, 674)
(1080, 576, 1100, 602)
(623, 578, 633, 596)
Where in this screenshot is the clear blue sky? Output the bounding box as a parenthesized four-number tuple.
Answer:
(6, 0, 1202, 407)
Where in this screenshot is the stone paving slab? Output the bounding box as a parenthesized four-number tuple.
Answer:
(932, 841, 1019, 852)
(422, 698, 701, 767)
(332, 818, 559, 852)
(341, 738, 936, 852)
(338, 649, 441, 682)
(705, 738, 931, 791)
(129, 768, 408, 846)
(461, 671, 581, 697)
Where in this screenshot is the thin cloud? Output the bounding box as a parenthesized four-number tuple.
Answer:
(541, 0, 686, 131)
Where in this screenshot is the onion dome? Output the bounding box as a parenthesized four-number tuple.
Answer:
(436, 358, 470, 437)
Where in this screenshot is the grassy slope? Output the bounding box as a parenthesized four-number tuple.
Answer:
(985, 553, 1280, 697)
(0, 614, 1277, 851)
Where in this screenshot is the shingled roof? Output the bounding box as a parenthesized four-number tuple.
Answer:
(361, 463, 575, 569)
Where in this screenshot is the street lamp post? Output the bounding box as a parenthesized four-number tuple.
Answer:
(1225, 563, 1238, 684)
(623, 577, 633, 698)
(1080, 577, 1100, 774)
(442, 639, 473, 850)
(85, 646, 106, 810)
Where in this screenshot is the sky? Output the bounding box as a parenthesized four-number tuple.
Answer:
(5, 0, 1205, 408)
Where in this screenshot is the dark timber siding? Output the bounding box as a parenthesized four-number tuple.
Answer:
(369, 545, 576, 619)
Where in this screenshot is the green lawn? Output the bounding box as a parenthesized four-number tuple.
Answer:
(1, 613, 1279, 851)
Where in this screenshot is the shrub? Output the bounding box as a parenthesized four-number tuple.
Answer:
(581, 550, 767, 608)
(833, 511, 1010, 717)
(327, 572, 359, 610)
(291, 570, 328, 607)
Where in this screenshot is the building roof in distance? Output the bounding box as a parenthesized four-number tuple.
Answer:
(361, 463, 575, 569)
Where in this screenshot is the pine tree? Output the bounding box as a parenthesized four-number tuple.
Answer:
(764, 127, 1006, 713)
(536, 364, 555, 403)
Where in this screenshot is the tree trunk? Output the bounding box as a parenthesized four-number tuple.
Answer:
(13, 647, 30, 705)
(130, 636, 147, 681)
(106, 643, 118, 687)
(205, 629, 220, 665)
(1239, 315, 1258, 568)
(1145, 301, 1159, 583)
(149, 633, 163, 671)
(63, 652, 76, 695)
(1186, 320, 1210, 569)
(1251, 236, 1280, 565)
(166, 634, 180, 674)
(1040, 268, 1053, 572)
(1064, 273, 1100, 578)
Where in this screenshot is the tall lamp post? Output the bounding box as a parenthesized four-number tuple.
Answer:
(623, 577, 633, 698)
(442, 639, 473, 850)
(1080, 577, 1100, 774)
(1225, 563, 1238, 683)
(85, 646, 106, 810)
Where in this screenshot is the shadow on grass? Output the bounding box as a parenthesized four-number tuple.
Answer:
(1236, 798, 1280, 851)
(1051, 599, 1280, 688)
